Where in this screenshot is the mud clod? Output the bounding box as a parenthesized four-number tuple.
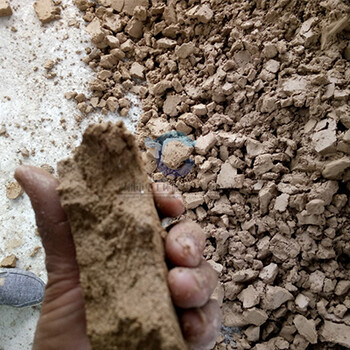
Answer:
(6, 182, 23, 200)
(34, 0, 61, 24)
(0, 0, 12, 17)
(1, 254, 17, 268)
(58, 122, 186, 350)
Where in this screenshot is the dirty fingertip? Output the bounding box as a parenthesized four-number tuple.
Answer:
(168, 261, 217, 309)
(15, 165, 59, 196)
(152, 182, 185, 217)
(14, 165, 30, 185)
(181, 300, 221, 349)
(14, 165, 39, 194)
(166, 220, 205, 267)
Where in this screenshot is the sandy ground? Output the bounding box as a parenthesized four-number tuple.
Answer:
(0, 1, 140, 348)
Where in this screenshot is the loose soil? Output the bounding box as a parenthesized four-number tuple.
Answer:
(60, 0, 350, 349)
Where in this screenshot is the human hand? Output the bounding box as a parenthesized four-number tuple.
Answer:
(15, 165, 221, 350)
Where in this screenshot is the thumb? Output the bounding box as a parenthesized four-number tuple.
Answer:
(15, 165, 90, 350)
(15, 165, 78, 282)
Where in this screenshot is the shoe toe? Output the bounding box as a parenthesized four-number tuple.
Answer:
(0, 268, 45, 308)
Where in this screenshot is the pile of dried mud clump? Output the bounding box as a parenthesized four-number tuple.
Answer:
(71, 0, 350, 349)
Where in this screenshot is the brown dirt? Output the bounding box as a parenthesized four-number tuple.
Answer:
(61, 0, 350, 349)
(57, 121, 186, 350)
(0, 254, 17, 268)
(0, 0, 12, 17)
(6, 181, 23, 200)
(33, 0, 60, 24)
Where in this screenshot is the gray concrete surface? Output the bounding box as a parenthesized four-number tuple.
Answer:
(0, 1, 140, 348)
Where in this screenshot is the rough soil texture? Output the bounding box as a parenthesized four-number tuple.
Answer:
(0, 0, 12, 17)
(0, 254, 17, 268)
(6, 181, 23, 200)
(66, 0, 350, 349)
(57, 121, 186, 350)
(33, 0, 61, 24)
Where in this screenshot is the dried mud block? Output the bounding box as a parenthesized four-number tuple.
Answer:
(293, 315, 317, 344)
(295, 294, 310, 311)
(123, 0, 148, 16)
(130, 62, 145, 80)
(195, 133, 216, 155)
(34, 0, 60, 24)
(6, 181, 23, 199)
(74, 0, 90, 11)
(175, 43, 195, 59)
(58, 122, 186, 350)
(322, 157, 350, 180)
(0, 254, 17, 268)
(162, 140, 193, 169)
(237, 285, 260, 309)
(243, 308, 268, 327)
(125, 18, 143, 38)
(43, 59, 55, 71)
(183, 192, 205, 209)
(321, 15, 350, 50)
(85, 18, 109, 49)
(320, 320, 350, 348)
(164, 95, 182, 117)
(187, 4, 213, 24)
(262, 286, 293, 310)
(216, 163, 240, 189)
(0, 0, 12, 17)
(259, 263, 278, 284)
(335, 280, 350, 296)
